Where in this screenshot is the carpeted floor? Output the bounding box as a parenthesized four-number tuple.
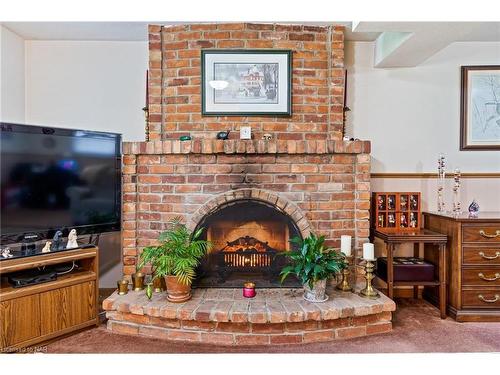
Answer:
(46, 298, 500, 353)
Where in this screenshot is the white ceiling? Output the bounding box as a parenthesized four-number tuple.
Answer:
(2, 22, 498, 67)
(354, 22, 500, 67)
(1, 22, 150, 41)
(2, 21, 379, 41)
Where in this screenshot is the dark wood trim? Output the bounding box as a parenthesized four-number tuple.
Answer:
(201, 49, 292, 117)
(374, 229, 447, 243)
(371, 172, 500, 179)
(0, 247, 97, 273)
(423, 212, 500, 322)
(425, 292, 500, 322)
(423, 211, 500, 223)
(0, 246, 99, 351)
(460, 65, 500, 151)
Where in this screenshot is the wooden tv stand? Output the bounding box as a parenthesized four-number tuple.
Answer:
(0, 246, 99, 351)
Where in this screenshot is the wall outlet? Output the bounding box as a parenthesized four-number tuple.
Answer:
(240, 126, 252, 140)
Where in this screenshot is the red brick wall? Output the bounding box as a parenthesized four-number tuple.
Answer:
(147, 23, 345, 141)
(122, 139, 370, 276)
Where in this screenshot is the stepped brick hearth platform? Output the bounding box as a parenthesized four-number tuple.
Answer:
(103, 286, 395, 345)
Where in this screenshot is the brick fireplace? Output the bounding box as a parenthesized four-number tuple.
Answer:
(105, 23, 394, 345)
(122, 139, 371, 281)
(121, 23, 372, 280)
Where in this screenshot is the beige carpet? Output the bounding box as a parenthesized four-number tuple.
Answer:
(46, 298, 500, 353)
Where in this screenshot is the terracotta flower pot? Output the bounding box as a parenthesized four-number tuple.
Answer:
(164, 275, 191, 303)
(303, 279, 329, 303)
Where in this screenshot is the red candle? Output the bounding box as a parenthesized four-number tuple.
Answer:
(243, 282, 256, 298)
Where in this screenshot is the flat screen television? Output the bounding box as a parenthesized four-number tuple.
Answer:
(1, 123, 121, 245)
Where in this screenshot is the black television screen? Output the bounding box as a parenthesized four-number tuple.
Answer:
(1, 123, 121, 244)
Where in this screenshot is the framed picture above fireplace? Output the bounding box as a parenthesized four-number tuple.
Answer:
(460, 65, 500, 150)
(201, 49, 292, 116)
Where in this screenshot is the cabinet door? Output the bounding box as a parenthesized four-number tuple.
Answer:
(0, 294, 41, 349)
(39, 281, 96, 335)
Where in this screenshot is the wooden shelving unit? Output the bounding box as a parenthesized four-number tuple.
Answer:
(0, 246, 99, 351)
(371, 192, 421, 232)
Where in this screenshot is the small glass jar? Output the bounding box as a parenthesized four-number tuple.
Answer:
(243, 282, 256, 298)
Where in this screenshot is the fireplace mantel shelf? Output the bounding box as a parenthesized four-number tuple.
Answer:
(122, 139, 371, 155)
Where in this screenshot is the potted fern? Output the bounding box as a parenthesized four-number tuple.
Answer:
(138, 218, 212, 303)
(280, 233, 345, 302)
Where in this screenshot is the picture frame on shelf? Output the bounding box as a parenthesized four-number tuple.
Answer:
(460, 65, 500, 150)
(201, 49, 292, 117)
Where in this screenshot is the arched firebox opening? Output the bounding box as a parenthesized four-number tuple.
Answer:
(193, 199, 302, 288)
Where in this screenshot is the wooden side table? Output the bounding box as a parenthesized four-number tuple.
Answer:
(373, 229, 448, 319)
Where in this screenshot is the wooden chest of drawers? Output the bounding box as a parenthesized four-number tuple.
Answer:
(423, 212, 500, 322)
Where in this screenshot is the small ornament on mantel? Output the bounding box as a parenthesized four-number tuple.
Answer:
(262, 133, 272, 141)
(216, 130, 230, 140)
(468, 199, 480, 217)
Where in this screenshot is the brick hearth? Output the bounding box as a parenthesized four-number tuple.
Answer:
(104, 285, 395, 345)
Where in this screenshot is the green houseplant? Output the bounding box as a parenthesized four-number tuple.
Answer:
(280, 233, 345, 302)
(138, 218, 212, 303)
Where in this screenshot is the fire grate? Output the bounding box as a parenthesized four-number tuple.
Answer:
(214, 236, 279, 281)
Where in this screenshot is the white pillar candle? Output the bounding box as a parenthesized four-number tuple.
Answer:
(340, 235, 352, 256)
(363, 243, 375, 260)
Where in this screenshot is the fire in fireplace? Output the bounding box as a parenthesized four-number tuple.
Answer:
(194, 199, 301, 287)
(217, 236, 278, 281)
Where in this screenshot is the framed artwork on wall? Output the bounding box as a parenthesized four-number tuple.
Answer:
(201, 49, 292, 116)
(460, 65, 500, 150)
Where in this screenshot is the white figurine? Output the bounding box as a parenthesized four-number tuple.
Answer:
(66, 229, 79, 249)
(42, 241, 52, 253)
(388, 213, 396, 226)
(409, 213, 418, 228)
(1, 247, 13, 258)
(400, 213, 408, 227)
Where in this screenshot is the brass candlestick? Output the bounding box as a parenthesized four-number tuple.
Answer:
(117, 279, 129, 295)
(359, 259, 380, 299)
(132, 272, 145, 291)
(336, 256, 354, 292)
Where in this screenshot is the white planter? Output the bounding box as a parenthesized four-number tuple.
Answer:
(303, 279, 329, 303)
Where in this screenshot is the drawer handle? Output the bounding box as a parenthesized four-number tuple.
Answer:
(478, 272, 500, 281)
(478, 294, 500, 303)
(479, 251, 500, 260)
(479, 230, 500, 239)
